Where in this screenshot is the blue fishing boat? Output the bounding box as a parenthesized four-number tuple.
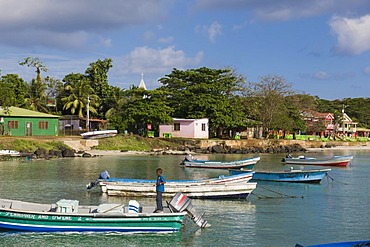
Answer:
(295, 239, 370, 247)
(229, 168, 331, 183)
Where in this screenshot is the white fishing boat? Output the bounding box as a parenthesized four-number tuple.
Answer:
(0, 150, 20, 157)
(87, 172, 257, 199)
(80, 130, 118, 139)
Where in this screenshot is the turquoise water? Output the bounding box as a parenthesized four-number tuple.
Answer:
(0, 149, 369, 246)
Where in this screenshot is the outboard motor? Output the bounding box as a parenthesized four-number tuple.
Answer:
(168, 192, 210, 228)
(87, 170, 111, 190)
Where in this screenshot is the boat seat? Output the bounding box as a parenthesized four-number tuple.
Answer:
(0, 201, 12, 209)
(11, 201, 52, 212)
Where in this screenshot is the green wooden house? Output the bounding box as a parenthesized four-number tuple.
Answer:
(0, 107, 59, 137)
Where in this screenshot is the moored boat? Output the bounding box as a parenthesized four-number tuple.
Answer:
(229, 168, 331, 183)
(180, 155, 260, 169)
(87, 172, 257, 199)
(80, 130, 118, 139)
(282, 155, 353, 167)
(295, 239, 370, 247)
(0, 150, 20, 157)
(0, 192, 209, 232)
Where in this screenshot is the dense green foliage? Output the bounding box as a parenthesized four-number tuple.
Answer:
(1, 57, 370, 138)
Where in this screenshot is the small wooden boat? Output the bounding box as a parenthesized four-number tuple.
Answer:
(80, 130, 118, 139)
(282, 155, 353, 167)
(88, 172, 257, 199)
(229, 168, 331, 183)
(181, 155, 260, 169)
(295, 239, 370, 247)
(0, 193, 209, 232)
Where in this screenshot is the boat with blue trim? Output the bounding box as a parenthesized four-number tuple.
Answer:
(282, 155, 353, 167)
(180, 154, 260, 169)
(0, 192, 209, 232)
(87, 172, 257, 199)
(229, 168, 331, 183)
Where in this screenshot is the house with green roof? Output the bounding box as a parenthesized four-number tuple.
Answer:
(0, 107, 59, 136)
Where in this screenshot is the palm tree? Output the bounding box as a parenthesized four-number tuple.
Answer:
(61, 78, 99, 117)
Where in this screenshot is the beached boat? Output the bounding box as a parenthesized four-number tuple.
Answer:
(295, 239, 370, 247)
(229, 168, 331, 183)
(0, 192, 209, 232)
(180, 155, 260, 169)
(87, 172, 257, 199)
(282, 155, 353, 167)
(0, 150, 20, 157)
(80, 130, 118, 139)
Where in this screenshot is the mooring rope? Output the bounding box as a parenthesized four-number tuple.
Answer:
(326, 173, 349, 185)
(252, 186, 303, 199)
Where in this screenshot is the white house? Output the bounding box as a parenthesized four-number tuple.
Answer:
(159, 118, 209, 139)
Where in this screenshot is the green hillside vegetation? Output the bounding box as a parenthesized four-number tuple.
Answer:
(0, 138, 70, 152)
(94, 135, 182, 151)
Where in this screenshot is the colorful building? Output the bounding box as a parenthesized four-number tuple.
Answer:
(159, 118, 209, 139)
(0, 107, 59, 136)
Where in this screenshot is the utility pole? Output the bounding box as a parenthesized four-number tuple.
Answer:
(342, 104, 345, 137)
(86, 95, 90, 132)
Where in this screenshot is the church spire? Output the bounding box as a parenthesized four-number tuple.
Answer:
(138, 73, 147, 90)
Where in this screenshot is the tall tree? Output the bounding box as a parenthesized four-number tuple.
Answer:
(244, 75, 293, 138)
(110, 87, 173, 134)
(0, 74, 28, 107)
(19, 57, 49, 112)
(159, 67, 247, 137)
(61, 73, 98, 117)
(85, 58, 113, 118)
(19, 57, 48, 82)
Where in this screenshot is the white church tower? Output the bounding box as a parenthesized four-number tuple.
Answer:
(138, 73, 147, 90)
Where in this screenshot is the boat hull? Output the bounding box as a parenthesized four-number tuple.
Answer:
(283, 155, 353, 167)
(229, 169, 331, 183)
(181, 157, 260, 169)
(101, 182, 257, 199)
(0, 199, 185, 233)
(80, 130, 118, 139)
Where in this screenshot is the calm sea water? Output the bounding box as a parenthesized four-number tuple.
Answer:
(0, 149, 369, 247)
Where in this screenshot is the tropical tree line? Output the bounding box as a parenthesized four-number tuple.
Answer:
(0, 57, 369, 138)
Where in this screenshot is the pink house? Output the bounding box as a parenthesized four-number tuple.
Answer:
(159, 118, 209, 139)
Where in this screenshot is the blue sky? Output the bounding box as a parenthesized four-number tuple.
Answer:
(1, 0, 370, 100)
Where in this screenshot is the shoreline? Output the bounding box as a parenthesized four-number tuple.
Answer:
(85, 145, 370, 156)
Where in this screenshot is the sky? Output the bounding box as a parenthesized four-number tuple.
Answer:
(1, 0, 370, 100)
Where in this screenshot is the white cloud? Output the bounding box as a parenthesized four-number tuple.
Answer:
(330, 15, 370, 55)
(363, 66, 370, 75)
(313, 71, 330, 80)
(158, 36, 174, 44)
(0, 0, 169, 50)
(195, 21, 222, 42)
(195, 0, 370, 21)
(120, 46, 203, 74)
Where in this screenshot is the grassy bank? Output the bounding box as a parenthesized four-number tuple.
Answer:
(0, 137, 70, 152)
(94, 135, 182, 151)
(0, 135, 182, 152)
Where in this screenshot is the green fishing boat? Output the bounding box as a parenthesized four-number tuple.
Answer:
(0, 193, 209, 233)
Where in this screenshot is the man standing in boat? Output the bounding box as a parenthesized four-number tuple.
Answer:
(155, 168, 166, 213)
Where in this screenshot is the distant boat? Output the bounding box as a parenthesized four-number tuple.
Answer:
(180, 155, 260, 169)
(229, 168, 331, 183)
(88, 172, 257, 199)
(282, 155, 353, 167)
(0, 150, 20, 157)
(295, 239, 370, 247)
(80, 130, 118, 139)
(0, 193, 209, 232)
